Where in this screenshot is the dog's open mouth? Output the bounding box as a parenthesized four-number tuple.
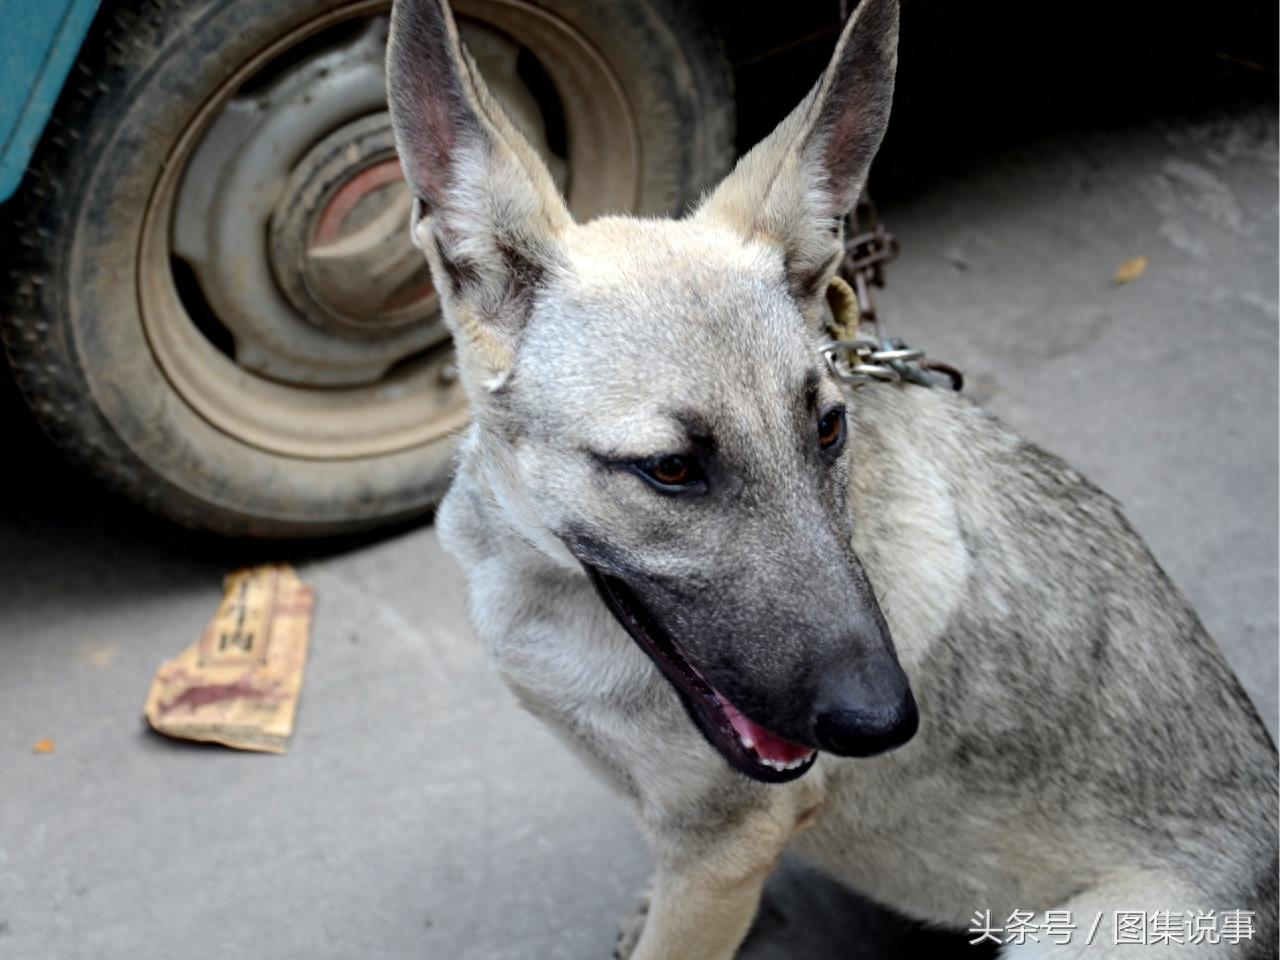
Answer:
(587, 567, 817, 784)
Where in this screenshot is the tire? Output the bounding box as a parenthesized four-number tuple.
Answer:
(1, 0, 734, 538)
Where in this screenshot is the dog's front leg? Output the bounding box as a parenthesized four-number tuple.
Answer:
(619, 810, 782, 960)
(619, 784, 824, 960)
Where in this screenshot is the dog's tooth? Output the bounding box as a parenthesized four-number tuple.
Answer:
(740, 736, 755, 751)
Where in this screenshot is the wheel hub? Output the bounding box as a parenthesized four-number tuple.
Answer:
(148, 0, 641, 458)
(171, 14, 440, 386)
(269, 114, 435, 337)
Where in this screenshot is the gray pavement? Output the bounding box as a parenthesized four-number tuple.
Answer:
(1, 104, 1275, 960)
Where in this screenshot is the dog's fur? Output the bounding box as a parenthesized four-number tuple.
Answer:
(386, 0, 1279, 955)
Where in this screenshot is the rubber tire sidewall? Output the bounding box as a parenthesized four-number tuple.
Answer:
(2, 0, 734, 538)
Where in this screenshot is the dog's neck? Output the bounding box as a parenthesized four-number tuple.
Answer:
(841, 384, 977, 671)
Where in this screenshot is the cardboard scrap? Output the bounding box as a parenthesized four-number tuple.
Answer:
(144, 564, 314, 753)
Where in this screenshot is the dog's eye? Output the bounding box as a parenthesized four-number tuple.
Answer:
(633, 454, 705, 492)
(651, 456, 689, 484)
(818, 407, 846, 453)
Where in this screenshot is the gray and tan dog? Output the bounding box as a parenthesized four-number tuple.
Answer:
(385, 0, 1279, 956)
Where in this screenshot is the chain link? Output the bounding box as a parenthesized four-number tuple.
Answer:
(821, 196, 963, 391)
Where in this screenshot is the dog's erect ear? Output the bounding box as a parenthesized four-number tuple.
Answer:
(695, 0, 897, 318)
(387, 0, 570, 380)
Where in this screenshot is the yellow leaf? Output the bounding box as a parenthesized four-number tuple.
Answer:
(32, 739, 55, 754)
(1113, 255, 1149, 285)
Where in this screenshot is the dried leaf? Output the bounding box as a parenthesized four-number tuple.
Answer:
(32, 739, 55, 754)
(1113, 255, 1149, 285)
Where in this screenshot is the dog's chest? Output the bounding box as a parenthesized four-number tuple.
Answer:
(792, 754, 1090, 926)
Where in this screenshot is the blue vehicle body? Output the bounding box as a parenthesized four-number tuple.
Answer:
(0, 0, 102, 202)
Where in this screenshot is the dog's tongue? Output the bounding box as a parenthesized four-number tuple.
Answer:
(721, 698, 815, 765)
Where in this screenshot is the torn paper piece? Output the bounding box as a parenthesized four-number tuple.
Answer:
(144, 564, 314, 753)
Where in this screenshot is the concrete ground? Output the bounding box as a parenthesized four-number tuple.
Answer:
(1, 102, 1275, 958)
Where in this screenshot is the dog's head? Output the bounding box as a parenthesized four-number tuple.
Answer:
(388, 0, 916, 782)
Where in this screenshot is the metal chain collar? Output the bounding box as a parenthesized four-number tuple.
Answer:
(821, 197, 963, 391)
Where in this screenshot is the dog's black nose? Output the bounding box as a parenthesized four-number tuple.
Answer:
(813, 679, 919, 758)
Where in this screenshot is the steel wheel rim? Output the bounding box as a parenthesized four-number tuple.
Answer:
(139, 0, 640, 461)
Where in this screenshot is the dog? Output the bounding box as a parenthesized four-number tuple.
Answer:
(385, 0, 1279, 955)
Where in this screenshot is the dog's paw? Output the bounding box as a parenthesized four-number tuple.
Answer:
(613, 890, 651, 960)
